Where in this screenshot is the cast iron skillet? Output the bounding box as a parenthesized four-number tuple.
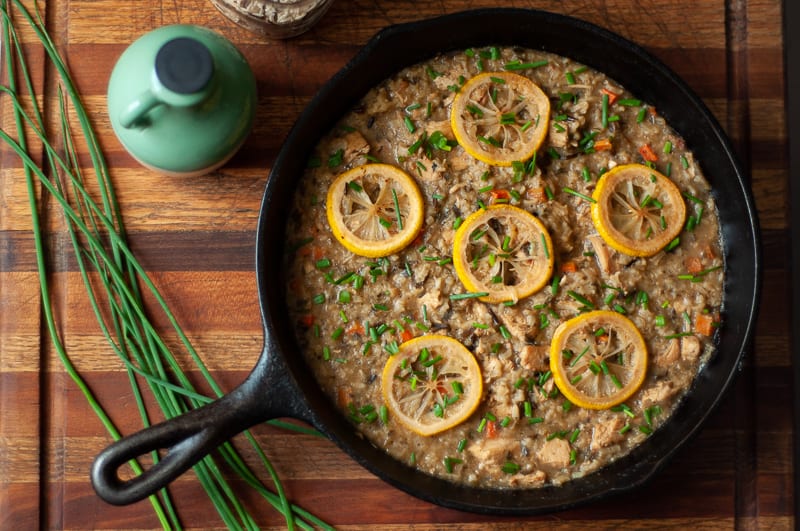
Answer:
(91, 8, 761, 514)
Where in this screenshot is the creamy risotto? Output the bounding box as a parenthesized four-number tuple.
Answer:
(283, 46, 723, 488)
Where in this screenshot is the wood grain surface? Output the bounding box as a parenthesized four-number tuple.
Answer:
(0, 0, 792, 529)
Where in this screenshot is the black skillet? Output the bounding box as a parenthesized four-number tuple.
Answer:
(91, 8, 761, 514)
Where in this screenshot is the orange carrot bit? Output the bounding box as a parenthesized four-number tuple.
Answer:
(561, 261, 578, 274)
(526, 186, 548, 203)
(594, 138, 613, 152)
(400, 329, 414, 343)
(337, 387, 352, 408)
(639, 143, 659, 162)
(699, 243, 716, 260)
(300, 314, 315, 327)
(695, 313, 718, 336)
(347, 322, 365, 335)
(685, 256, 704, 275)
(601, 87, 619, 105)
(491, 189, 511, 201)
(485, 420, 498, 439)
(596, 334, 610, 344)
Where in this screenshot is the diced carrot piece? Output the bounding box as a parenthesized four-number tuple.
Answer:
(526, 186, 547, 203)
(699, 243, 716, 260)
(347, 322, 365, 335)
(639, 144, 659, 162)
(491, 189, 511, 201)
(601, 88, 619, 105)
(400, 329, 414, 342)
(337, 388, 351, 408)
(561, 261, 578, 274)
(685, 256, 704, 274)
(300, 314, 315, 327)
(695, 313, 716, 336)
(594, 138, 613, 151)
(485, 420, 498, 439)
(596, 334, 610, 344)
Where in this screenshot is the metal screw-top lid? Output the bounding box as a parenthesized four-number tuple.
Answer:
(155, 37, 214, 94)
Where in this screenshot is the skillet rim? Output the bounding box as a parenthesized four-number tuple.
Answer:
(256, 7, 762, 514)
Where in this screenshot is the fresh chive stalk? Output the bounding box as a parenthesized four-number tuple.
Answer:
(0, 2, 331, 529)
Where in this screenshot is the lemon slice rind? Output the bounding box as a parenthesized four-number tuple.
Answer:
(381, 335, 483, 436)
(590, 164, 686, 257)
(452, 204, 554, 304)
(450, 72, 551, 167)
(550, 310, 648, 410)
(326, 163, 424, 258)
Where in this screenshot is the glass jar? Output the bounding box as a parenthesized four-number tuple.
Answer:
(209, 0, 336, 39)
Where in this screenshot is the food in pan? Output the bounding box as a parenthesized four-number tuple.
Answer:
(284, 45, 724, 488)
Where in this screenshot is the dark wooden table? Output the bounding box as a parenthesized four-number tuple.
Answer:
(0, 0, 792, 528)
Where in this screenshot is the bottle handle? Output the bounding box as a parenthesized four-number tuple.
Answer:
(119, 89, 161, 129)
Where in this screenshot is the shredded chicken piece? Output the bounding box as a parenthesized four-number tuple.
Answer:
(641, 380, 678, 408)
(518, 344, 549, 372)
(537, 438, 571, 468)
(588, 234, 614, 275)
(681, 336, 701, 362)
(591, 416, 626, 451)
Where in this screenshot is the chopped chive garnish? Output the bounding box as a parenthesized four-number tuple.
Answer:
(450, 292, 489, 300)
(664, 332, 694, 339)
(328, 148, 344, 167)
(563, 187, 597, 203)
(443, 456, 463, 473)
(501, 461, 521, 474)
(391, 188, 403, 230)
(567, 290, 595, 309)
(504, 60, 548, 70)
(666, 237, 681, 252)
(601, 93, 609, 128)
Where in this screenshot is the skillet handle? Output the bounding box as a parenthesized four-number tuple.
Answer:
(91, 382, 258, 505)
(90, 341, 309, 506)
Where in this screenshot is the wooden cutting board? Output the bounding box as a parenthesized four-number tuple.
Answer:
(0, 0, 792, 528)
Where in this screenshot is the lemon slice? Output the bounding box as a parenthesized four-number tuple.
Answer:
(450, 72, 551, 166)
(452, 205, 554, 303)
(590, 164, 686, 257)
(382, 335, 483, 436)
(550, 310, 648, 410)
(326, 163, 424, 257)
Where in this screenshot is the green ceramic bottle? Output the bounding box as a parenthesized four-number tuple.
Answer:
(107, 25, 257, 176)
